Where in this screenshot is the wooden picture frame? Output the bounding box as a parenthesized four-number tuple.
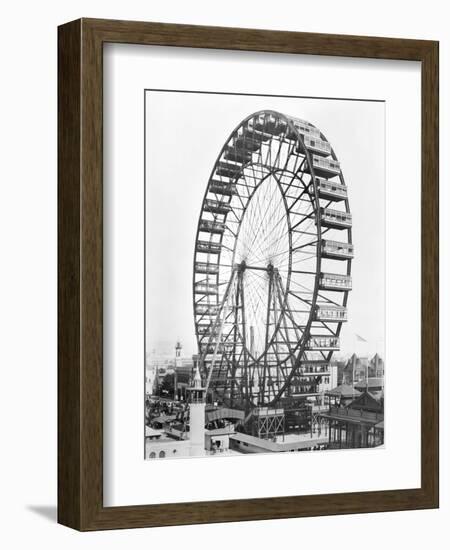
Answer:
(58, 18, 439, 531)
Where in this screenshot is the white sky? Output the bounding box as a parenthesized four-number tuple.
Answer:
(145, 91, 385, 360)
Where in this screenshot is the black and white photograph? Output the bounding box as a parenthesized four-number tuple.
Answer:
(144, 91, 385, 459)
(0, 0, 442, 544)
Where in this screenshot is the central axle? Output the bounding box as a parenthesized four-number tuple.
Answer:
(236, 261, 275, 273)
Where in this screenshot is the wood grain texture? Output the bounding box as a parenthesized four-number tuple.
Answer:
(420, 39, 439, 507)
(57, 19, 82, 529)
(57, 18, 439, 531)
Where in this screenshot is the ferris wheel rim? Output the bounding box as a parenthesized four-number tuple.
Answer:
(193, 109, 352, 408)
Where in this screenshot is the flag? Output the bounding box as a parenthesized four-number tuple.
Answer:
(355, 334, 368, 343)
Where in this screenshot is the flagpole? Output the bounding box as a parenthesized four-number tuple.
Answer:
(354, 333, 369, 395)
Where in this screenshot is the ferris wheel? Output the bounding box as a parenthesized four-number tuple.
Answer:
(193, 110, 353, 409)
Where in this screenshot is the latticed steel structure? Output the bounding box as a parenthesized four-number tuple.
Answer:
(250, 407, 285, 440)
(193, 111, 352, 411)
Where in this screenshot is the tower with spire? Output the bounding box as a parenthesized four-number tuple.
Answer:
(186, 364, 206, 456)
(175, 341, 182, 368)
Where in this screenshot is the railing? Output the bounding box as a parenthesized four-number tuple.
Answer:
(319, 272, 352, 290)
(196, 240, 221, 254)
(252, 407, 284, 417)
(321, 239, 354, 258)
(312, 155, 340, 173)
(320, 208, 352, 226)
(209, 180, 237, 196)
(329, 406, 383, 423)
(304, 135, 332, 154)
(199, 220, 226, 233)
(242, 125, 271, 142)
(204, 198, 231, 214)
(301, 367, 330, 375)
(216, 161, 242, 177)
(311, 404, 330, 412)
(291, 117, 321, 138)
(195, 261, 219, 274)
(195, 305, 219, 315)
(307, 336, 340, 350)
(291, 386, 320, 394)
(316, 306, 348, 321)
(197, 324, 214, 335)
(251, 115, 285, 135)
(224, 145, 252, 163)
(194, 283, 218, 295)
(233, 135, 262, 151)
(317, 177, 347, 198)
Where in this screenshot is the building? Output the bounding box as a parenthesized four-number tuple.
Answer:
(204, 407, 244, 452)
(340, 354, 369, 385)
(354, 377, 384, 399)
(145, 365, 207, 459)
(368, 353, 384, 378)
(173, 367, 193, 401)
(149, 342, 196, 399)
(145, 363, 158, 396)
(319, 391, 384, 449)
(205, 425, 235, 453)
(175, 341, 182, 368)
(319, 363, 338, 394)
(338, 354, 385, 386)
(326, 384, 361, 407)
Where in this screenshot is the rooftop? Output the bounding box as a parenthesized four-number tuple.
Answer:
(230, 432, 328, 452)
(319, 406, 383, 426)
(347, 391, 384, 413)
(326, 384, 361, 398)
(354, 377, 384, 389)
(145, 426, 163, 438)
